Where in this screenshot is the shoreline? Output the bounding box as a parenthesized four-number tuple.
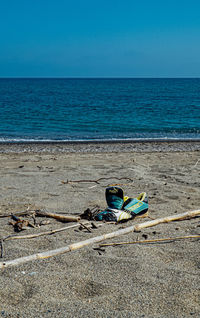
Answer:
(0, 140, 200, 153)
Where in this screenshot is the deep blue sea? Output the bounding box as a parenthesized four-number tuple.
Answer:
(0, 78, 200, 142)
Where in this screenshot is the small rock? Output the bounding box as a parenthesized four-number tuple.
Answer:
(142, 234, 148, 239)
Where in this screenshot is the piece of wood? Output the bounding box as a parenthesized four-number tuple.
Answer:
(0, 240, 4, 258)
(35, 211, 80, 222)
(133, 209, 200, 232)
(0, 210, 38, 218)
(2, 222, 91, 242)
(2, 222, 104, 243)
(99, 235, 200, 247)
(11, 215, 36, 229)
(0, 209, 199, 269)
(78, 222, 92, 233)
(61, 177, 133, 185)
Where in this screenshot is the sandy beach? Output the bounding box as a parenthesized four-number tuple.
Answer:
(0, 141, 200, 317)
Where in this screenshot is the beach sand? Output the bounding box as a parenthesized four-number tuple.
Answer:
(0, 141, 200, 318)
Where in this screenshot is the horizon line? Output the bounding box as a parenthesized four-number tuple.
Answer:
(0, 76, 200, 79)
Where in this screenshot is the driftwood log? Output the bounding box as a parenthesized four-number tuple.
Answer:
(0, 209, 199, 269)
(0, 210, 80, 223)
(35, 211, 80, 222)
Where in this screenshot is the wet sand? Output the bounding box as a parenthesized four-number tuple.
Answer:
(0, 141, 200, 317)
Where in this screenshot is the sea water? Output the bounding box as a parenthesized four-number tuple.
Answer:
(0, 78, 199, 142)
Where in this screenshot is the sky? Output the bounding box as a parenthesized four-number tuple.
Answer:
(0, 0, 200, 77)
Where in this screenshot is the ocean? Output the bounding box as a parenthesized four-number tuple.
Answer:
(0, 78, 200, 142)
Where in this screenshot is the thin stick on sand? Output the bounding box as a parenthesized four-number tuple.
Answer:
(0, 210, 38, 218)
(61, 177, 133, 184)
(2, 221, 91, 242)
(99, 235, 200, 247)
(0, 209, 199, 269)
(0, 240, 4, 258)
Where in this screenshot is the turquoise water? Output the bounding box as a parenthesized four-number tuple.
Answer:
(0, 78, 200, 142)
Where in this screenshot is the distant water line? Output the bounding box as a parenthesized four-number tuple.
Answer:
(0, 78, 200, 142)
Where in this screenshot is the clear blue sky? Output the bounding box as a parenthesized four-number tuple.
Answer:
(0, 0, 200, 77)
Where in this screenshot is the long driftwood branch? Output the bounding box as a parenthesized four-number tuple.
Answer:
(2, 222, 91, 242)
(99, 235, 200, 247)
(0, 209, 199, 269)
(133, 209, 200, 232)
(61, 177, 133, 184)
(35, 211, 80, 222)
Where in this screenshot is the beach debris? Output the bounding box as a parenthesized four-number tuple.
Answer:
(9, 220, 29, 232)
(61, 177, 133, 185)
(1, 209, 80, 224)
(133, 209, 200, 232)
(35, 211, 80, 222)
(0, 240, 4, 258)
(31, 211, 37, 226)
(91, 222, 98, 229)
(0, 209, 199, 269)
(9, 215, 35, 232)
(0, 209, 39, 218)
(80, 206, 101, 220)
(99, 235, 200, 247)
(78, 222, 92, 233)
(0, 221, 93, 258)
(2, 221, 92, 242)
(93, 247, 106, 255)
(38, 220, 51, 226)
